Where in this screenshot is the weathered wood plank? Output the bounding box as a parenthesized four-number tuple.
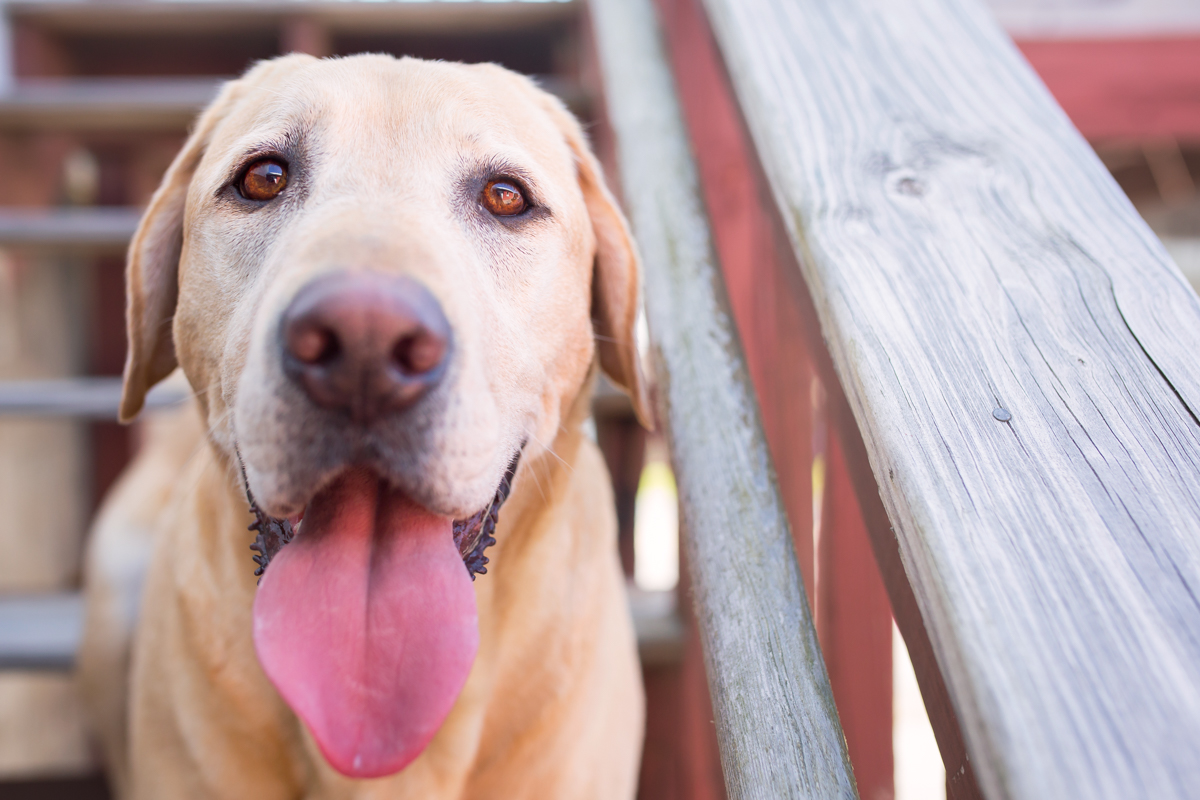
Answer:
(0, 79, 217, 131)
(0, 378, 186, 418)
(699, 0, 1200, 797)
(0, 77, 582, 132)
(8, 0, 579, 36)
(0, 589, 681, 672)
(0, 594, 83, 671)
(589, 0, 857, 797)
(0, 207, 140, 249)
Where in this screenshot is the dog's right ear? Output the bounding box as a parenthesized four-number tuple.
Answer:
(119, 82, 244, 422)
(520, 81, 654, 429)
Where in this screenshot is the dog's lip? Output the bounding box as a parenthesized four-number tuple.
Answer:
(282, 467, 485, 530)
(279, 452, 519, 554)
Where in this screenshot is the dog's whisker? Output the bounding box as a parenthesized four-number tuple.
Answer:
(203, 405, 233, 445)
(526, 456, 549, 503)
(529, 431, 574, 475)
(184, 383, 215, 401)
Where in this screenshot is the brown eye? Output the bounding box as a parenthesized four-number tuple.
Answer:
(240, 159, 288, 201)
(482, 179, 527, 216)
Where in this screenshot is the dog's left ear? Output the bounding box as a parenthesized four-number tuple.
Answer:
(121, 54, 316, 422)
(534, 91, 653, 429)
(119, 79, 245, 422)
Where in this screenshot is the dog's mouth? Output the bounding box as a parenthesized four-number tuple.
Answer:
(246, 455, 519, 779)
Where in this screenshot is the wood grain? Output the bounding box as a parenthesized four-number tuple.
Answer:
(699, 0, 1200, 797)
(589, 0, 858, 796)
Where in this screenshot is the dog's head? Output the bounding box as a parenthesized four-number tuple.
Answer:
(119, 54, 648, 778)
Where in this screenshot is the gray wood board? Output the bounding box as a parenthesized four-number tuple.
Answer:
(0, 378, 187, 418)
(0, 593, 83, 670)
(0, 589, 680, 672)
(0, 77, 581, 133)
(590, 0, 857, 796)
(0, 207, 140, 248)
(0, 79, 219, 132)
(8, 0, 579, 35)
(699, 0, 1200, 797)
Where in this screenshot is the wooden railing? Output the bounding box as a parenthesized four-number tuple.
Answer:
(3, 0, 1198, 796)
(590, 0, 858, 796)
(593, 0, 1200, 798)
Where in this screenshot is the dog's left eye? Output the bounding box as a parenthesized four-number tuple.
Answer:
(481, 180, 528, 217)
(240, 159, 288, 202)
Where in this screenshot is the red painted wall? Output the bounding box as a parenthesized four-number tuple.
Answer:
(1017, 37, 1200, 141)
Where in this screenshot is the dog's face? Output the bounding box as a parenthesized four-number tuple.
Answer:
(122, 54, 647, 517)
(119, 54, 648, 779)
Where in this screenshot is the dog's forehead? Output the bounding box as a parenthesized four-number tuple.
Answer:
(205, 56, 575, 187)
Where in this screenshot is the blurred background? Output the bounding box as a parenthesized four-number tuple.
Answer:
(0, 0, 1194, 798)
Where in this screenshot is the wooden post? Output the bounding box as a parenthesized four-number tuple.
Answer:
(581, 8, 727, 797)
(651, 0, 897, 796)
(817, 430, 894, 800)
(590, 0, 859, 795)
(280, 17, 331, 59)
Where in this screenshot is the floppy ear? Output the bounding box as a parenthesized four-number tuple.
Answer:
(119, 81, 245, 422)
(534, 92, 653, 429)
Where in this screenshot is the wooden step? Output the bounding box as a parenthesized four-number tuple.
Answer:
(0, 78, 218, 131)
(9, 0, 579, 37)
(0, 75, 583, 131)
(0, 207, 140, 250)
(0, 376, 634, 421)
(0, 587, 681, 672)
(0, 592, 83, 670)
(0, 377, 186, 418)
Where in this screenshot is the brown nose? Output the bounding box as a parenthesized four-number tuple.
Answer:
(281, 272, 451, 423)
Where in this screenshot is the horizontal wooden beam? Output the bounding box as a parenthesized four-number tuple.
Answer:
(590, 0, 858, 796)
(0, 76, 584, 131)
(0, 381, 184, 422)
(8, 0, 578, 36)
(700, 0, 1200, 797)
(628, 588, 686, 667)
(0, 588, 681, 672)
(0, 78, 217, 131)
(0, 207, 140, 248)
(0, 378, 186, 418)
(0, 593, 83, 670)
(0, 375, 636, 425)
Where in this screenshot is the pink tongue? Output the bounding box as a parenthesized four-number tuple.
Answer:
(252, 468, 478, 778)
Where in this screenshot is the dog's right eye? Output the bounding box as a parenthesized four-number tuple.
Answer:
(481, 179, 528, 217)
(240, 159, 288, 202)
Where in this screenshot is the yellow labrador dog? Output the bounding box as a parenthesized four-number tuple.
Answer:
(78, 53, 650, 799)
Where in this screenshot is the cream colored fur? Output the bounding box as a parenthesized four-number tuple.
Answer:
(79, 54, 648, 799)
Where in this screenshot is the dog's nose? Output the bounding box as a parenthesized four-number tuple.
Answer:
(281, 272, 451, 423)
